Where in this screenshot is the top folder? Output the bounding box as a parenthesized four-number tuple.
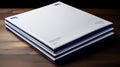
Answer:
(5, 1, 112, 50)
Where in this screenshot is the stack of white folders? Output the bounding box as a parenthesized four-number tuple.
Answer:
(5, 1, 114, 63)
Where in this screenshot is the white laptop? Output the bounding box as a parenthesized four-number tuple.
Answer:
(5, 1, 114, 62)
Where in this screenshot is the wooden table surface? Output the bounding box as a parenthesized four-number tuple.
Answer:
(0, 8, 120, 67)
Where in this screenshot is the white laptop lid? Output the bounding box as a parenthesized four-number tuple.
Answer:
(5, 1, 112, 49)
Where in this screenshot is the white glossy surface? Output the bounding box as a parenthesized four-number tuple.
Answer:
(5, 1, 112, 49)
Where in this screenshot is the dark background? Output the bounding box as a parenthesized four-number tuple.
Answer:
(0, 0, 120, 8)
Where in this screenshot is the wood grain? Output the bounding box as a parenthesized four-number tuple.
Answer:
(0, 8, 120, 67)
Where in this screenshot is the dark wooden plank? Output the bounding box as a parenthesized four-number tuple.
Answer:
(82, 8, 120, 15)
(0, 8, 32, 13)
(0, 55, 56, 67)
(0, 25, 21, 42)
(0, 42, 32, 55)
(0, 20, 4, 26)
(0, 42, 57, 67)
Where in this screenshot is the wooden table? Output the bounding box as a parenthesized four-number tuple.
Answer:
(0, 8, 120, 67)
